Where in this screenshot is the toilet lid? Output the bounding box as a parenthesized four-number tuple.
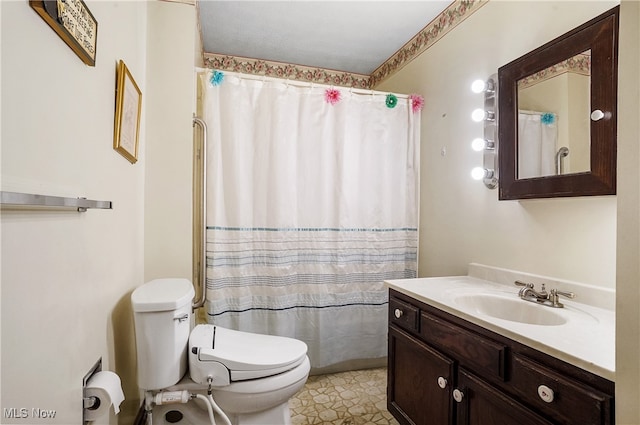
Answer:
(190, 324, 308, 381)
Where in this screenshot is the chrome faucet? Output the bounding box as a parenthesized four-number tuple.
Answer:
(516, 281, 548, 300)
(514, 280, 575, 308)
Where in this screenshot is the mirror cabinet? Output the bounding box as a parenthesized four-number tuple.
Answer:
(498, 6, 619, 200)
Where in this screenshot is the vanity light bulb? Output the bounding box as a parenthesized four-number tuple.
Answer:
(471, 79, 486, 93)
(471, 167, 486, 180)
(471, 109, 486, 122)
(471, 138, 486, 151)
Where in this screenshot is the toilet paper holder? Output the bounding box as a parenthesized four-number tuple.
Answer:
(82, 358, 102, 424)
(83, 395, 100, 410)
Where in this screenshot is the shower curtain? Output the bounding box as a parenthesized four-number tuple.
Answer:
(518, 111, 558, 178)
(200, 71, 420, 369)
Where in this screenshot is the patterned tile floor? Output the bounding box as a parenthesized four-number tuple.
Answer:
(290, 367, 400, 425)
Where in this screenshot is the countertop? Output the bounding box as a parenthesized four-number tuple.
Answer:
(385, 275, 615, 381)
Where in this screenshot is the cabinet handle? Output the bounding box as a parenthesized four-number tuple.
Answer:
(437, 376, 448, 389)
(453, 389, 464, 403)
(590, 109, 605, 121)
(394, 308, 404, 319)
(537, 385, 555, 403)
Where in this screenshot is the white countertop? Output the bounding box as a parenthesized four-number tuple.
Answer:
(385, 275, 615, 381)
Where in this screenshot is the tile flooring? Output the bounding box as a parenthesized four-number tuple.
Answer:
(290, 367, 400, 425)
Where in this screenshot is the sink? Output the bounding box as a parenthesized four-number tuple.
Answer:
(453, 293, 567, 326)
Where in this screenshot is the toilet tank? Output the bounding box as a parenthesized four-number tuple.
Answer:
(131, 278, 195, 391)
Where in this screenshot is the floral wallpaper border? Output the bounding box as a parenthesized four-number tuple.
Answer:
(202, 55, 372, 89)
(518, 52, 591, 89)
(369, 0, 487, 87)
(202, 0, 487, 89)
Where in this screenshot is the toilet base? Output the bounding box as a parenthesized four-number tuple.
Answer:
(148, 396, 218, 425)
(227, 401, 291, 425)
(148, 398, 291, 425)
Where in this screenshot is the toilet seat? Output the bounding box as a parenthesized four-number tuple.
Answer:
(189, 324, 308, 385)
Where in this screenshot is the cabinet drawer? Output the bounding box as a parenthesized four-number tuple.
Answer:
(389, 297, 419, 333)
(420, 311, 506, 380)
(510, 354, 612, 425)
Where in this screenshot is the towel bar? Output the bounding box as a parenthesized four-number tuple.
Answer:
(0, 191, 112, 212)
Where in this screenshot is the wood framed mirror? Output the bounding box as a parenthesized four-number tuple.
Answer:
(498, 6, 619, 200)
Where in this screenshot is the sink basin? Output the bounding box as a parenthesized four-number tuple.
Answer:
(453, 293, 567, 326)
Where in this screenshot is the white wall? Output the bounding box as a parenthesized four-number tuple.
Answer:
(144, 2, 196, 283)
(0, 1, 193, 424)
(376, 0, 618, 289)
(615, 2, 640, 423)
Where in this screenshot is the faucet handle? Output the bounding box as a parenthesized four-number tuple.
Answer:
(514, 280, 534, 288)
(553, 289, 575, 299)
(549, 289, 576, 308)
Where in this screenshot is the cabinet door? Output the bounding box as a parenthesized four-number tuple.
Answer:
(455, 369, 554, 425)
(388, 326, 455, 425)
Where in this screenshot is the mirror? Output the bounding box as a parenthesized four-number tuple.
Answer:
(498, 6, 618, 200)
(517, 50, 591, 178)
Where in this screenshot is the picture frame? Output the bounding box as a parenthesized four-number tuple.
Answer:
(113, 60, 142, 164)
(30, 0, 98, 67)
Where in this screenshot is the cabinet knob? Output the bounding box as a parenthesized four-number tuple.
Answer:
(394, 308, 404, 319)
(537, 385, 555, 403)
(453, 389, 464, 403)
(590, 109, 605, 121)
(437, 376, 448, 389)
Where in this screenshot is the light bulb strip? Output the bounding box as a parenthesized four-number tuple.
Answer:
(470, 74, 499, 190)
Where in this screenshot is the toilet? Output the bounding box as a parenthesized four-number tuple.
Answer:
(131, 278, 310, 425)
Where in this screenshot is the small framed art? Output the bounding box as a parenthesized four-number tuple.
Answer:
(113, 60, 142, 164)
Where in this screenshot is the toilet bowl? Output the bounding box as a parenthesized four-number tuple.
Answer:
(131, 278, 310, 425)
(147, 356, 310, 425)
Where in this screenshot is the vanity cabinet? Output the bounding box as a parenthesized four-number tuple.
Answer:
(387, 289, 615, 425)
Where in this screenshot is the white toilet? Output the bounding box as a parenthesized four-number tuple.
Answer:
(131, 278, 310, 425)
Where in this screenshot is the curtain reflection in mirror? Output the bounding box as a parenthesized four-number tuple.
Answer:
(518, 110, 558, 179)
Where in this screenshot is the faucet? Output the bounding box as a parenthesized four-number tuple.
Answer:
(514, 280, 575, 308)
(515, 280, 548, 302)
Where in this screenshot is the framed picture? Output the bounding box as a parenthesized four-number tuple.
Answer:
(113, 60, 142, 164)
(30, 0, 98, 66)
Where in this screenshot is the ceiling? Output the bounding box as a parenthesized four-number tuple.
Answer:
(198, 1, 453, 76)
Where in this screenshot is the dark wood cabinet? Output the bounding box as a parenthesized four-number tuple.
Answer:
(456, 368, 554, 425)
(387, 289, 615, 425)
(388, 326, 454, 425)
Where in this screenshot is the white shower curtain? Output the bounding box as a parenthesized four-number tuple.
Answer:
(518, 112, 557, 178)
(200, 71, 420, 369)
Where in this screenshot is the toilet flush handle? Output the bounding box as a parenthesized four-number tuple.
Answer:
(174, 313, 189, 323)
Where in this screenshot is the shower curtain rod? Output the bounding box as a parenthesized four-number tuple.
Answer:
(519, 109, 553, 115)
(195, 67, 410, 98)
